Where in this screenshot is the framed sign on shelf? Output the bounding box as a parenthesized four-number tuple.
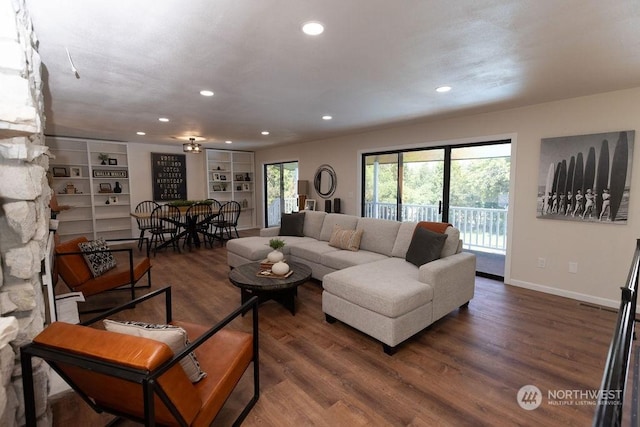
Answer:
(93, 169, 128, 178)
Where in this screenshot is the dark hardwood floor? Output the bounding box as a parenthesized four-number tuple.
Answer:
(50, 231, 622, 426)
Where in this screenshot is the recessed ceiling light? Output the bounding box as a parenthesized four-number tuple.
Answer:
(302, 21, 324, 36)
(225, 140, 233, 144)
(136, 131, 146, 135)
(322, 115, 333, 120)
(261, 131, 270, 136)
(200, 90, 214, 97)
(436, 86, 452, 93)
(158, 117, 169, 122)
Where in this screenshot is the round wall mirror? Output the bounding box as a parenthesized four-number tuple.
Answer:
(314, 164, 337, 198)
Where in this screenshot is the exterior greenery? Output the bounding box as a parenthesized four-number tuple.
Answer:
(365, 157, 510, 209)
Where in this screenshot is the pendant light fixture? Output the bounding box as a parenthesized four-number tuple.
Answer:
(183, 137, 202, 153)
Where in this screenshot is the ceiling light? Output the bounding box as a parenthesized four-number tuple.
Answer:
(225, 140, 233, 144)
(183, 137, 202, 153)
(261, 131, 270, 135)
(200, 90, 214, 97)
(302, 21, 324, 36)
(158, 117, 169, 122)
(436, 86, 452, 93)
(136, 131, 146, 135)
(322, 115, 333, 120)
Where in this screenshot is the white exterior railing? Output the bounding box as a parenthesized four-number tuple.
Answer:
(364, 202, 507, 253)
(266, 200, 507, 254)
(267, 197, 298, 226)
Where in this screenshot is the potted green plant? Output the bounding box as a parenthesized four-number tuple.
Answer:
(98, 153, 109, 165)
(267, 238, 285, 263)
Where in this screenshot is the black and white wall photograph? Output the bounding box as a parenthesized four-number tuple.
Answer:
(537, 130, 634, 224)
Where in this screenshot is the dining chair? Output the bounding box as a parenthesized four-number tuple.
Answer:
(212, 201, 242, 243)
(184, 203, 214, 248)
(148, 205, 182, 254)
(206, 198, 222, 212)
(133, 201, 159, 251)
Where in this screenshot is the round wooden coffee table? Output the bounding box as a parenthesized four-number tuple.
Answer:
(228, 261, 312, 315)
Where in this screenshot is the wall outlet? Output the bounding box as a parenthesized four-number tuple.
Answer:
(537, 257, 546, 268)
(569, 262, 578, 274)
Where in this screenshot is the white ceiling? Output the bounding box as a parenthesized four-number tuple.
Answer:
(26, 0, 640, 151)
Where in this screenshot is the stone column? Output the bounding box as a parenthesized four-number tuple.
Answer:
(0, 0, 51, 425)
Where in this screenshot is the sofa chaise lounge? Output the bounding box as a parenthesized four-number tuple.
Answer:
(226, 210, 476, 354)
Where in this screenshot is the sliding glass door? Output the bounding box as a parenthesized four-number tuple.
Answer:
(362, 141, 510, 278)
(363, 150, 445, 222)
(264, 161, 298, 227)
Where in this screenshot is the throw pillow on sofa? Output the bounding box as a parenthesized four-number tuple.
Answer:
(328, 225, 364, 251)
(280, 212, 305, 236)
(103, 319, 207, 383)
(405, 226, 448, 267)
(78, 238, 117, 277)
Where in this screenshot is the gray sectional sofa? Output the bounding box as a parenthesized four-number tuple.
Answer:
(226, 210, 476, 354)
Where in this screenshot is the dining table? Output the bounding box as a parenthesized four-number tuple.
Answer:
(130, 205, 220, 251)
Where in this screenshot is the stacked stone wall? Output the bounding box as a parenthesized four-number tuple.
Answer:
(0, 0, 51, 425)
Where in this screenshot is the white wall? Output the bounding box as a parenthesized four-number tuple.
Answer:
(253, 86, 640, 308)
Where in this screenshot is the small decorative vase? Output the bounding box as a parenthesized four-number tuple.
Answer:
(114, 182, 122, 193)
(101, 160, 107, 165)
(271, 261, 289, 276)
(267, 250, 284, 263)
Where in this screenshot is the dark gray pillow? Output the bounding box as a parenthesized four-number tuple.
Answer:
(405, 227, 448, 267)
(279, 212, 305, 236)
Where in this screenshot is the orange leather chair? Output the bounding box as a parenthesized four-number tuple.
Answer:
(21, 287, 259, 427)
(55, 237, 151, 307)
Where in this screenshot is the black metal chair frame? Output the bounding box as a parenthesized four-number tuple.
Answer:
(21, 286, 260, 427)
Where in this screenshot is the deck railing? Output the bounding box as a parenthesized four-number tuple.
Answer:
(364, 202, 508, 253)
(266, 200, 508, 254)
(267, 198, 298, 226)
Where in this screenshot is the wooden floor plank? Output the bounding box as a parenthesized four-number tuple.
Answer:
(50, 231, 621, 426)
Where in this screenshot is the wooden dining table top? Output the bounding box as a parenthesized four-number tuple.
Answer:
(131, 205, 210, 219)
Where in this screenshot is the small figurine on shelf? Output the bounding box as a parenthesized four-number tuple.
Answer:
(98, 153, 109, 165)
(244, 173, 251, 181)
(114, 182, 122, 193)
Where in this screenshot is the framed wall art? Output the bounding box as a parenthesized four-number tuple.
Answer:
(52, 167, 68, 177)
(537, 130, 634, 224)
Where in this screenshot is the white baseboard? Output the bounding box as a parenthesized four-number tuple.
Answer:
(507, 279, 621, 311)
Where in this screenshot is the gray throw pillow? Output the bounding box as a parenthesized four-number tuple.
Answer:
(78, 238, 117, 277)
(280, 212, 305, 236)
(405, 227, 448, 267)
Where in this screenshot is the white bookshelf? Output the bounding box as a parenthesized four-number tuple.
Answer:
(206, 149, 256, 229)
(47, 137, 132, 240)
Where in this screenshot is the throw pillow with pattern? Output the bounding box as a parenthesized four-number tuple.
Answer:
(103, 319, 207, 383)
(78, 238, 117, 277)
(328, 225, 364, 251)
